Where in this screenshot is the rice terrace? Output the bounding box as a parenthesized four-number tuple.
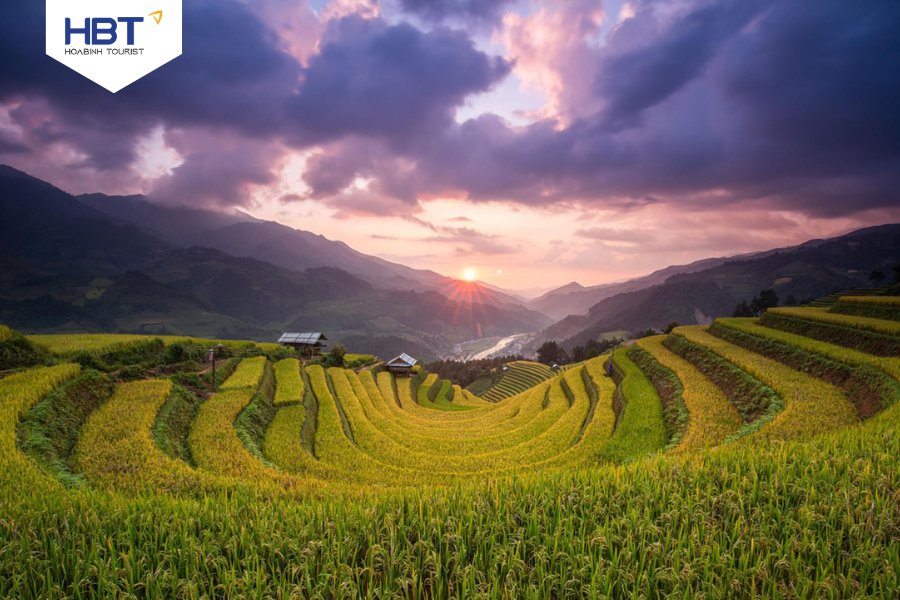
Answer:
(1, 291, 899, 598)
(3, 0, 900, 597)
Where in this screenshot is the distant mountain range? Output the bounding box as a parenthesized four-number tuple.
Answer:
(530, 224, 900, 350)
(2, 164, 897, 360)
(80, 191, 531, 309)
(0, 165, 549, 361)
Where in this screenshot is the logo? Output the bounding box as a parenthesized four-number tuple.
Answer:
(46, 1, 182, 93)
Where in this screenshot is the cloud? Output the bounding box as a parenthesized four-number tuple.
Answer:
(399, 0, 516, 26)
(1, 0, 899, 225)
(285, 15, 511, 145)
(150, 131, 287, 207)
(421, 225, 519, 255)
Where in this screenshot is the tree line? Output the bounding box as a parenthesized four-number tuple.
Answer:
(424, 355, 526, 388)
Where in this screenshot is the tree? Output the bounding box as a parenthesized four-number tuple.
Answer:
(750, 289, 779, 315)
(894, 263, 900, 283)
(732, 299, 755, 318)
(571, 345, 586, 363)
(326, 343, 347, 367)
(537, 341, 562, 365)
(870, 270, 886, 284)
(784, 293, 798, 307)
(664, 321, 680, 334)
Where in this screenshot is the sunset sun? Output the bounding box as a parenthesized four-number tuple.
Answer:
(463, 268, 477, 282)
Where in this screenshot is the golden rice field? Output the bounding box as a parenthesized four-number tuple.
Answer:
(2, 297, 900, 598)
(26, 332, 265, 355)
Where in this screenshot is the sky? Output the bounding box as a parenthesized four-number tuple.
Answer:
(1, 0, 899, 291)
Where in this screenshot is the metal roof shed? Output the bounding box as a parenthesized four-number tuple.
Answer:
(386, 353, 417, 376)
(278, 332, 328, 355)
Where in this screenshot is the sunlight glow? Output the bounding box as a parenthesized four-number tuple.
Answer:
(463, 268, 477, 282)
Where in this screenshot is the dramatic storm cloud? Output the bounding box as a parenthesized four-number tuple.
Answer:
(1, 0, 899, 287)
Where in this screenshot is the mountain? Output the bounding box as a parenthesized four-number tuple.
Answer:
(537, 224, 900, 350)
(529, 256, 747, 320)
(81, 193, 539, 312)
(78, 193, 259, 246)
(142, 247, 547, 346)
(0, 166, 170, 277)
(0, 166, 549, 355)
(193, 221, 536, 310)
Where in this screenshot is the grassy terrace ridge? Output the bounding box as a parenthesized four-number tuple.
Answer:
(674, 326, 859, 442)
(760, 307, 900, 356)
(768, 306, 900, 336)
(636, 335, 742, 453)
(830, 296, 900, 322)
(3, 303, 900, 597)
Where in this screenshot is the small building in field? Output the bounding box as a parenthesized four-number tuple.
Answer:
(386, 353, 417, 377)
(278, 332, 328, 355)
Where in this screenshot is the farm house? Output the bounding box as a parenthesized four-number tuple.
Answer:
(278, 332, 328, 355)
(386, 353, 417, 376)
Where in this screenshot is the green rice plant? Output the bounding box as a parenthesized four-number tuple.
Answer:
(220, 356, 267, 390)
(273, 358, 303, 405)
(417, 373, 439, 405)
(417, 378, 473, 412)
(392, 374, 556, 434)
(151, 383, 202, 465)
(72, 380, 233, 497)
(4, 401, 900, 598)
(189, 366, 321, 493)
(531, 357, 616, 468)
(27, 333, 260, 357)
(263, 400, 320, 480)
(829, 296, 900, 322)
(0, 364, 80, 489)
(4, 345, 900, 598)
(637, 335, 742, 453)
(760, 310, 900, 356)
(675, 326, 859, 442)
(768, 306, 900, 338)
(714, 317, 900, 416)
(347, 371, 570, 459)
(664, 331, 782, 439)
(835, 295, 900, 307)
(234, 362, 277, 465)
(16, 369, 115, 487)
(283, 365, 424, 485)
(0, 326, 48, 371)
(370, 371, 559, 442)
(483, 361, 554, 402)
(628, 342, 689, 450)
(594, 348, 667, 462)
(450, 384, 491, 407)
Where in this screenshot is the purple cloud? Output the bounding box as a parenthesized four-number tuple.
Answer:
(286, 15, 511, 145)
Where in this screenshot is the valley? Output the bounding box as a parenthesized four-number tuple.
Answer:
(2, 166, 900, 599)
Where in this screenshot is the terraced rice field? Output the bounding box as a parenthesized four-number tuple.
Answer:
(2, 297, 900, 597)
(26, 332, 271, 356)
(481, 360, 555, 402)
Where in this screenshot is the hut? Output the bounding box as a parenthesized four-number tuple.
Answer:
(386, 353, 417, 377)
(278, 332, 328, 356)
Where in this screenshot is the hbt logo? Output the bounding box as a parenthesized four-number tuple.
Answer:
(64, 15, 155, 46)
(46, 1, 182, 93)
(63, 11, 163, 46)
